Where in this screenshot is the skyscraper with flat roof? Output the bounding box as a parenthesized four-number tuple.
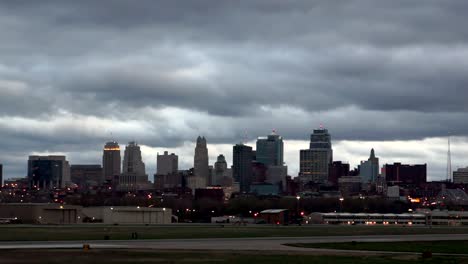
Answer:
(256, 131, 284, 167)
(233, 143, 253, 193)
(28, 155, 71, 189)
(102, 141, 121, 182)
(299, 128, 333, 184)
(157, 151, 178, 176)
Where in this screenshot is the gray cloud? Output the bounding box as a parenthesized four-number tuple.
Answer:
(1, 0, 468, 178)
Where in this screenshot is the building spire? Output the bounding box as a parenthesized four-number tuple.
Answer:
(447, 134, 452, 182)
(370, 148, 375, 159)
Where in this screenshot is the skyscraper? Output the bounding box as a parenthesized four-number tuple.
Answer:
(102, 141, 121, 182)
(359, 149, 379, 183)
(0, 164, 3, 186)
(157, 151, 178, 176)
(213, 154, 232, 186)
(28, 155, 71, 189)
(256, 130, 284, 166)
(193, 136, 209, 187)
(233, 143, 253, 193)
(119, 142, 149, 191)
(299, 127, 333, 184)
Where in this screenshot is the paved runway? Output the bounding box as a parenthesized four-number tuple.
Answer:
(1, 234, 468, 252)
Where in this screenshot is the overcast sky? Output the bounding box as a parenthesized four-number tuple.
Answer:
(1, 1, 467, 181)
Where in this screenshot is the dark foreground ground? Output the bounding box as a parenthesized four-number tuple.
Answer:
(288, 240, 468, 254)
(1, 224, 468, 241)
(1, 249, 468, 264)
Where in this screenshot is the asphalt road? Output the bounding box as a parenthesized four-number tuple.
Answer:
(1, 234, 468, 252)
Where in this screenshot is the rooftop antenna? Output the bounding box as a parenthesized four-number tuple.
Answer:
(242, 130, 248, 145)
(447, 133, 452, 183)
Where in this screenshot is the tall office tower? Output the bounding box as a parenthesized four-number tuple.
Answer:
(102, 141, 121, 182)
(119, 142, 149, 191)
(382, 163, 427, 187)
(156, 151, 178, 176)
(299, 127, 333, 184)
(28, 155, 71, 189)
(233, 143, 253, 193)
(0, 164, 3, 186)
(256, 131, 284, 166)
(194, 136, 209, 186)
(70, 165, 103, 189)
(359, 149, 380, 183)
(213, 154, 232, 186)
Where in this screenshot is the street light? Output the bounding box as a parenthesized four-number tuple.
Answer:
(296, 195, 301, 225)
(339, 197, 344, 213)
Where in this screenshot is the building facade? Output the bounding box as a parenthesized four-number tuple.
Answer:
(382, 163, 427, 187)
(70, 164, 103, 189)
(156, 151, 178, 176)
(299, 128, 333, 184)
(118, 142, 149, 191)
(359, 149, 379, 183)
(213, 154, 232, 186)
(102, 141, 121, 182)
(0, 164, 3, 186)
(194, 136, 209, 186)
(454, 167, 468, 184)
(28, 155, 71, 189)
(233, 144, 253, 193)
(256, 131, 284, 167)
(328, 161, 350, 186)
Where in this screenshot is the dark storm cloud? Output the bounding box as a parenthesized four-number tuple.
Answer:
(1, 0, 468, 177)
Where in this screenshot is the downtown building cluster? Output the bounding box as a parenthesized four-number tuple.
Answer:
(1, 127, 468, 208)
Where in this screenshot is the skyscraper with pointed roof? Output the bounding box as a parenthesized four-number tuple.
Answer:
(359, 148, 379, 183)
(193, 136, 209, 188)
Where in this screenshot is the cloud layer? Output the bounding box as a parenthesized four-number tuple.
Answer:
(1, 1, 468, 179)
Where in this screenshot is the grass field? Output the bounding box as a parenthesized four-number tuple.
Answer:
(1, 224, 468, 241)
(287, 240, 468, 254)
(0, 249, 467, 264)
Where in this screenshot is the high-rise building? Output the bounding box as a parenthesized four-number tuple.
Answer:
(328, 161, 350, 186)
(102, 141, 121, 182)
(0, 164, 3, 186)
(70, 165, 103, 189)
(256, 131, 284, 166)
(157, 151, 178, 176)
(28, 155, 71, 189)
(453, 167, 468, 184)
(233, 143, 253, 193)
(382, 163, 427, 187)
(299, 128, 333, 184)
(193, 136, 209, 187)
(359, 149, 379, 183)
(213, 154, 230, 186)
(118, 142, 149, 191)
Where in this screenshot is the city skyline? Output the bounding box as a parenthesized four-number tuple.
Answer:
(1, 1, 468, 180)
(0, 130, 467, 182)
